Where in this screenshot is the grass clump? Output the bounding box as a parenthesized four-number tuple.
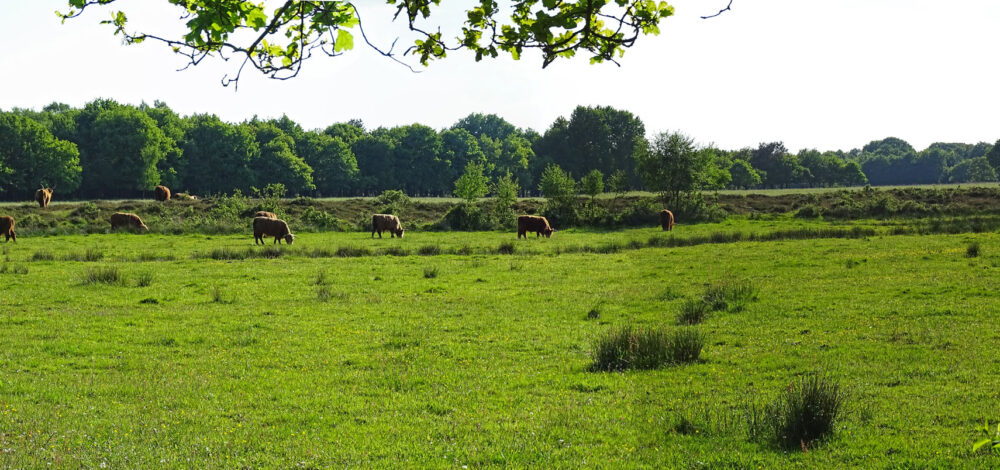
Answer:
(83, 266, 123, 285)
(966, 242, 981, 258)
(417, 244, 442, 256)
(586, 301, 602, 320)
(31, 251, 55, 261)
(747, 375, 845, 451)
(703, 278, 759, 312)
(590, 325, 668, 371)
(210, 285, 226, 303)
(336, 245, 372, 257)
(677, 299, 709, 325)
(317, 286, 333, 301)
(383, 246, 409, 257)
(315, 270, 328, 286)
(135, 271, 154, 287)
(667, 328, 704, 364)
(423, 266, 439, 279)
(209, 247, 247, 260)
(0, 264, 29, 275)
(497, 242, 516, 255)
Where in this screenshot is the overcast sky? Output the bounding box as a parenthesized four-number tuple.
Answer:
(2, 1, 998, 152)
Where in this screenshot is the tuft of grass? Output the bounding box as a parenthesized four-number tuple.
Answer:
(667, 328, 704, 364)
(317, 285, 332, 301)
(84, 248, 104, 262)
(590, 325, 673, 372)
(1, 264, 29, 275)
(703, 278, 759, 312)
(210, 285, 225, 303)
(31, 251, 55, 261)
(315, 270, 328, 285)
(417, 244, 442, 256)
(83, 266, 123, 285)
(587, 301, 603, 320)
(135, 271, 154, 287)
(209, 247, 247, 260)
(966, 242, 981, 258)
(677, 299, 709, 325)
(257, 245, 284, 258)
(497, 242, 516, 255)
(336, 245, 372, 257)
(747, 375, 845, 451)
(139, 297, 159, 305)
(423, 266, 439, 279)
(383, 246, 409, 257)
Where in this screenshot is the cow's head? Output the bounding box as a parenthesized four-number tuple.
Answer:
(396, 229, 404, 238)
(284, 233, 295, 244)
(544, 228, 554, 238)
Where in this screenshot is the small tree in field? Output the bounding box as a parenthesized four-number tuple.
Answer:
(608, 169, 629, 199)
(453, 162, 490, 203)
(492, 171, 520, 227)
(580, 169, 605, 201)
(539, 163, 576, 205)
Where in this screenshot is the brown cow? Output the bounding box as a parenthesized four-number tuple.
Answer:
(517, 215, 554, 239)
(371, 214, 404, 238)
(154, 185, 171, 201)
(659, 209, 674, 231)
(35, 187, 53, 208)
(254, 211, 277, 219)
(110, 212, 149, 232)
(0, 216, 15, 243)
(174, 192, 198, 201)
(253, 217, 294, 244)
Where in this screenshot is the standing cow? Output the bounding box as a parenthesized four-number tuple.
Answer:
(154, 185, 171, 201)
(254, 211, 277, 219)
(253, 217, 295, 244)
(517, 215, 554, 239)
(35, 187, 53, 208)
(371, 214, 404, 238)
(110, 212, 149, 232)
(0, 216, 15, 243)
(659, 209, 674, 231)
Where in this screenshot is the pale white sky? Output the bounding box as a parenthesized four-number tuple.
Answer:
(1, 1, 998, 151)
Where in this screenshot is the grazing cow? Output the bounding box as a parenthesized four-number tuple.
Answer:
(659, 209, 674, 231)
(253, 217, 294, 245)
(35, 187, 53, 208)
(0, 216, 15, 243)
(174, 192, 198, 201)
(110, 212, 149, 232)
(517, 215, 554, 239)
(154, 185, 171, 201)
(371, 214, 404, 238)
(254, 211, 277, 219)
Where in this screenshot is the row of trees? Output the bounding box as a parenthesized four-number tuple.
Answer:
(1, 99, 998, 200)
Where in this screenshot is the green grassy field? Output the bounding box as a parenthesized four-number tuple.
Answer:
(1, 222, 999, 467)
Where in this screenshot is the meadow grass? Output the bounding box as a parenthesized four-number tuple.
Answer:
(0, 226, 998, 466)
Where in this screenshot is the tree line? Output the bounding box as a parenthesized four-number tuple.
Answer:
(1, 99, 998, 201)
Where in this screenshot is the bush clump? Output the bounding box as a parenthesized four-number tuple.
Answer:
(703, 278, 759, 312)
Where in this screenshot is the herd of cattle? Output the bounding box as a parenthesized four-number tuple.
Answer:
(0, 185, 677, 245)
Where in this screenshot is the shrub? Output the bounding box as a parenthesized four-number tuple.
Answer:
(70, 202, 100, 220)
(967, 242, 981, 258)
(374, 189, 411, 215)
(795, 204, 823, 218)
(590, 325, 671, 372)
(747, 375, 845, 451)
(616, 198, 661, 227)
(301, 207, 345, 230)
(438, 203, 496, 231)
(703, 278, 759, 312)
(677, 299, 709, 325)
(83, 266, 123, 285)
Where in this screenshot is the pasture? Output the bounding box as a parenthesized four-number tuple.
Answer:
(1, 223, 999, 467)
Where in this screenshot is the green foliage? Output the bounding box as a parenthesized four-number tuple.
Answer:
(453, 162, 490, 202)
(635, 131, 717, 206)
(580, 169, 605, 199)
(729, 159, 761, 189)
(0, 112, 82, 194)
(607, 169, 629, 196)
(973, 420, 1000, 454)
(747, 375, 845, 451)
(374, 189, 411, 215)
(491, 172, 519, 228)
(966, 242, 981, 258)
(590, 326, 703, 372)
(82, 266, 123, 285)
